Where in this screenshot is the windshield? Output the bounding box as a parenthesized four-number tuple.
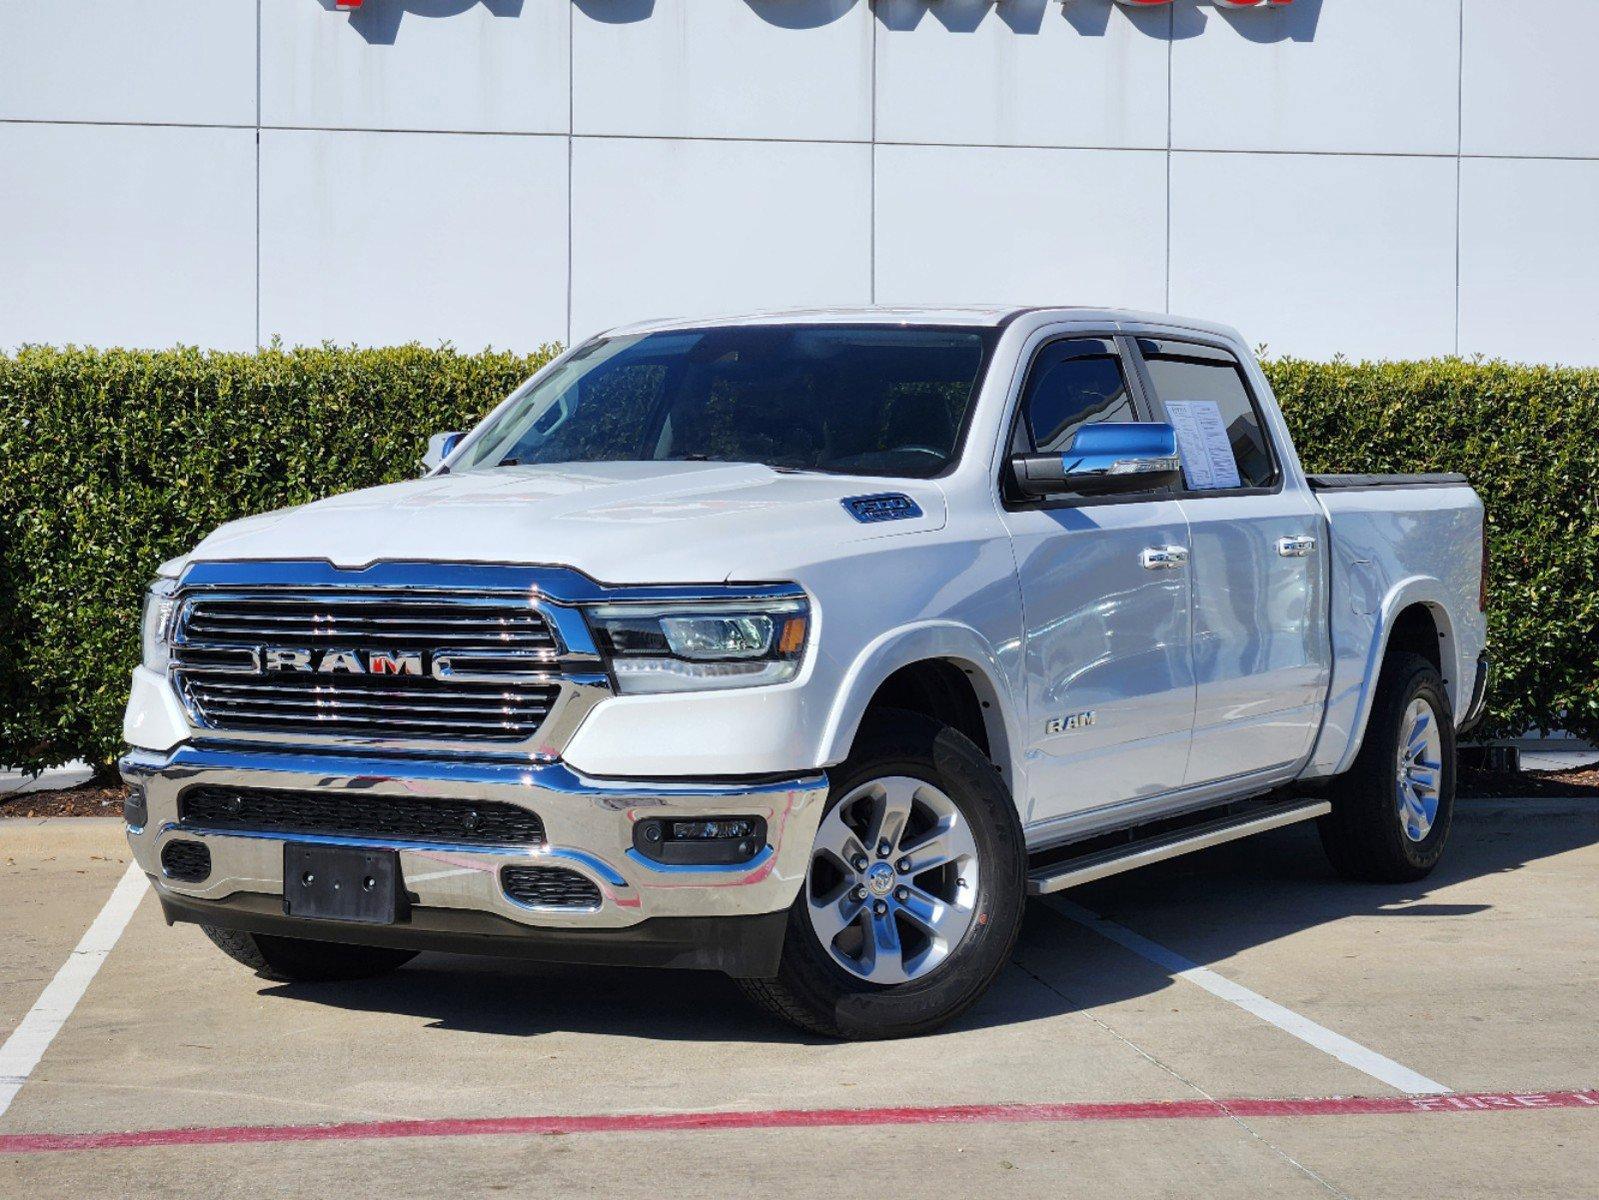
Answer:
(452, 324, 998, 479)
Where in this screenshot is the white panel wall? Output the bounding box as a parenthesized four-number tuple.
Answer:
(874, 145, 1166, 309)
(0, 123, 256, 350)
(3, 0, 1599, 364)
(1461, 0, 1599, 159)
(261, 0, 570, 134)
(1169, 152, 1458, 361)
(570, 138, 872, 339)
(874, 0, 1168, 149)
(259, 129, 569, 349)
(1458, 158, 1599, 365)
(0, 0, 256, 126)
(573, 0, 871, 141)
(1170, 0, 1460, 155)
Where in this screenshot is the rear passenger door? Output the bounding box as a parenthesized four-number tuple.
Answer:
(998, 336, 1196, 827)
(1130, 337, 1330, 787)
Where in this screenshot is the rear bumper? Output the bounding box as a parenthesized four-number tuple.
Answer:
(120, 744, 828, 975)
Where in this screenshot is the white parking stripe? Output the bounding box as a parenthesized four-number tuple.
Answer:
(1045, 896, 1453, 1097)
(0, 863, 148, 1119)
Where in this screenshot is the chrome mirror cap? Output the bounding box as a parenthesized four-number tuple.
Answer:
(1011, 422, 1182, 499)
(420, 430, 465, 475)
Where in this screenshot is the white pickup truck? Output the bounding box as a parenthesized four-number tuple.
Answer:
(122, 307, 1489, 1039)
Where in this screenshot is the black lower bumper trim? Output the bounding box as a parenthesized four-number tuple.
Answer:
(156, 886, 787, 978)
(1459, 651, 1493, 736)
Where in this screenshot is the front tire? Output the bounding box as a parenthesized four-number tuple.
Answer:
(201, 926, 418, 983)
(1319, 651, 1456, 883)
(739, 709, 1026, 1039)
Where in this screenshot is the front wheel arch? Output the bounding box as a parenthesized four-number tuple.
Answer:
(819, 623, 1023, 792)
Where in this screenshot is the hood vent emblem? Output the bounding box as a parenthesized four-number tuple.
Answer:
(842, 493, 924, 524)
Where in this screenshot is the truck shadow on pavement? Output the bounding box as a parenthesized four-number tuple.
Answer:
(259, 800, 1598, 1042)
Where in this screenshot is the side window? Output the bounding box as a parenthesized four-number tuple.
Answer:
(1012, 343, 1138, 455)
(1140, 350, 1275, 490)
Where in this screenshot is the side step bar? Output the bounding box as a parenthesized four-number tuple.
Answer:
(1026, 798, 1331, 896)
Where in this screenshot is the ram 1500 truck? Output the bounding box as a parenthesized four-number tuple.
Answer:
(122, 308, 1489, 1039)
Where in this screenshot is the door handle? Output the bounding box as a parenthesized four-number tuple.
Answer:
(1277, 535, 1318, 558)
(1140, 546, 1189, 571)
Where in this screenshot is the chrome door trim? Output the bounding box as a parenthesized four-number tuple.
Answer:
(1140, 545, 1190, 571)
(1277, 535, 1318, 558)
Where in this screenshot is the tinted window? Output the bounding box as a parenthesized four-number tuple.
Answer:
(1142, 353, 1275, 490)
(1012, 346, 1137, 455)
(454, 325, 996, 479)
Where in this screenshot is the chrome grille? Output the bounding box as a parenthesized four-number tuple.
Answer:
(181, 595, 557, 651)
(178, 673, 559, 741)
(174, 591, 566, 744)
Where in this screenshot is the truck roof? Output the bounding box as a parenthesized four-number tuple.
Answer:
(603, 306, 1244, 342)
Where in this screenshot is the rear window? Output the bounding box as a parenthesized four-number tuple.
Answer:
(1141, 351, 1275, 490)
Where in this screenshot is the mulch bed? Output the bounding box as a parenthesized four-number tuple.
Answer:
(1, 782, 128, 820)
(1459, 764, 1599, 798)
(5, 765, 1597, 820)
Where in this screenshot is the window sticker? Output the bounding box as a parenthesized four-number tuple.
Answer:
(1164, 400, 1242, 491)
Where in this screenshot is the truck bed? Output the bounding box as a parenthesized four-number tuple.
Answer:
(1303, 476, 1487, 778)
(1307, 473, 1470, 490)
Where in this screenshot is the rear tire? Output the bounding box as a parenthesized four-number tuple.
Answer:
(739, 709, 1026, 1040)
(1319, 651, 1455, 883)
(201, 926, 417, 983)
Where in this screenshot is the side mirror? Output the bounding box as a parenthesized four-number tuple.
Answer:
(420, 431, 464, 475)
(1010, 422, 1182, 499)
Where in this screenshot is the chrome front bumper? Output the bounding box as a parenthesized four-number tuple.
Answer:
(121, 745, 828, 960)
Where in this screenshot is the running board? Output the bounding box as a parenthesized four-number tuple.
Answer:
(1026, 798, 1331, 896)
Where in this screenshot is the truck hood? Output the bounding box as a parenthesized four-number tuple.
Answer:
(190, 462, 948, 584)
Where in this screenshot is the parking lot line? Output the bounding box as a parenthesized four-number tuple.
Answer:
(1044, 897, 1453, 1096)
(2, 1090, 1592, 1156)
(0, 863, 147, 1120)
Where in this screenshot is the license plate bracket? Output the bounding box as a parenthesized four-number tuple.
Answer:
(283, 844, 406, 925)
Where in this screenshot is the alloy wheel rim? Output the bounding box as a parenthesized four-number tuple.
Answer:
(804, 775, 980, 985)
(1396, 697, 1443, 843)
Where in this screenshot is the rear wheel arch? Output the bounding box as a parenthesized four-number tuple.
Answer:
(1334, 586, 1462, 775)
(1384, 601, 1449, 682)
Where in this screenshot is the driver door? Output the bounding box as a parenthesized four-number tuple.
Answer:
(998, 336, 1196, 828)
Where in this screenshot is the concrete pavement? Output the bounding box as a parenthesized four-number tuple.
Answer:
(2, 799, 1595, 1198)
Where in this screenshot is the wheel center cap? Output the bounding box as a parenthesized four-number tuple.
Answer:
(865, 861, 895, 896)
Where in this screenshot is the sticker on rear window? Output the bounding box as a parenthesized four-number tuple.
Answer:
(1164, 400, 1242, 491)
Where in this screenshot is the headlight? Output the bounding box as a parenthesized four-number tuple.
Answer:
(587, 599, 809, 694)
(141, 578, 178, 671)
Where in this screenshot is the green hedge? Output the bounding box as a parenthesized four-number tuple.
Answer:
(1267, 357, 1599, 748)
(1, 346, 1594, 774)
(0, 344, 557, 774)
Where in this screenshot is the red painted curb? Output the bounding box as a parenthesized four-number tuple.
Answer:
(2, 1090, 1594, 1156)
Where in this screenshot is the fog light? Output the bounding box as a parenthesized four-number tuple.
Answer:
(633, 815, 767, 866)
(123, 783, 148, 829)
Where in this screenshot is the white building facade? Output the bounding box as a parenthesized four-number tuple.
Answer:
(1, 0, 1596, 364)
